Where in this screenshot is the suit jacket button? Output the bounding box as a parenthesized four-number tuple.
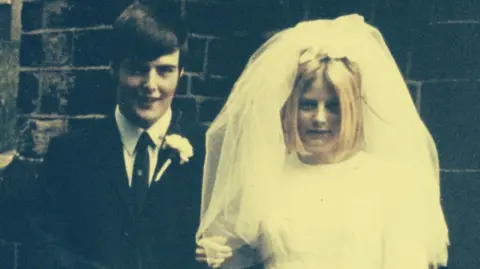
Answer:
(124, 232, 129, 237)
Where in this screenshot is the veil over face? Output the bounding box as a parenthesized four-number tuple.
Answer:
(197, 14, 449, 268)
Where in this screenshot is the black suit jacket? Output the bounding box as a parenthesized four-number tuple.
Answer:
(28, 110, 207, 269)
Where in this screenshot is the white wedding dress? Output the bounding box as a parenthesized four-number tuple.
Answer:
(258, 151, 429, 269)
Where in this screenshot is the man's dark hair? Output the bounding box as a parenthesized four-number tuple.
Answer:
(110, 3, 188, 68)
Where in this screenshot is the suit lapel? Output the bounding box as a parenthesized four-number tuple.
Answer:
(96, 110, 187, 218)
(97, 118, 135, 218)
(142, 110, 186, 211)
(153, 109, 184, 180)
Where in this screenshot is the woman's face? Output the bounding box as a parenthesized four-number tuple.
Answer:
(297, 77, 341, 157)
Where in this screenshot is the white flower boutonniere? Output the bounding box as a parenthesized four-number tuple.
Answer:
(164, 134, 194, 164)
(154, 134, 194, 183)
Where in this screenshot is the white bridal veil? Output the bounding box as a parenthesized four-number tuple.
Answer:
(196, 14, 449, 268)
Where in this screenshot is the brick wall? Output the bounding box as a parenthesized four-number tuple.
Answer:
(408, 1, 480, 269)
(0, 2, 19, 156)
(1, 0, 480, 268)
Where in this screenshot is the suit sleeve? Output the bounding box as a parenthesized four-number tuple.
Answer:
(183, 124, 208, 269)
(26, 136, 108, 269)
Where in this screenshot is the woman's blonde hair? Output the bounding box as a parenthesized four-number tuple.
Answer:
(281, 54, 364, 162)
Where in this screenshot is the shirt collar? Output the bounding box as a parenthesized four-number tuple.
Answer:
(115, 106, 172, 156)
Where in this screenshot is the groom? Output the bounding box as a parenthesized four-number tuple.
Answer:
(28, 3, 206, 269)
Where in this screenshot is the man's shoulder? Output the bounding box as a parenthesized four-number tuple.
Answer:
(175, 113, 207, 141)
(48, 117, 118, 151)
(180, 121, 208, 138)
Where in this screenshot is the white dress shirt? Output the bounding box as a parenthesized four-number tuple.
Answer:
(115, 106, 172, 187)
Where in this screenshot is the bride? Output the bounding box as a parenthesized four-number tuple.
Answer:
(195, 14, 449, 269)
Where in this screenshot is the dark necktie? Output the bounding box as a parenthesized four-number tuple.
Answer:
(131, 131, 152, 214)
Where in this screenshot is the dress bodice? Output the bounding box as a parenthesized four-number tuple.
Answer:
(258, 151, 428, 269)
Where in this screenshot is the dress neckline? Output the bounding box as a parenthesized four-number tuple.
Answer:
(286, 151, 367, 173)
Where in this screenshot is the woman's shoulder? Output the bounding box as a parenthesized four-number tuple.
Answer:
(357, 152, 411, 172)
(352, 151, 396, 175)
(355, 152, 415, 189)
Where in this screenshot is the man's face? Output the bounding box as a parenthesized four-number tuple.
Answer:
(116, 50, 182, 128)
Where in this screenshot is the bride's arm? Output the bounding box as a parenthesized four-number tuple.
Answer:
(381, 164, 430, 269)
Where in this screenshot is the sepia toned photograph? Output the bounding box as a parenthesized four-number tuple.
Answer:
(0, 0, 478, 269)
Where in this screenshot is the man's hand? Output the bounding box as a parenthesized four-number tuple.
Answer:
(196, 237, 233, 268)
